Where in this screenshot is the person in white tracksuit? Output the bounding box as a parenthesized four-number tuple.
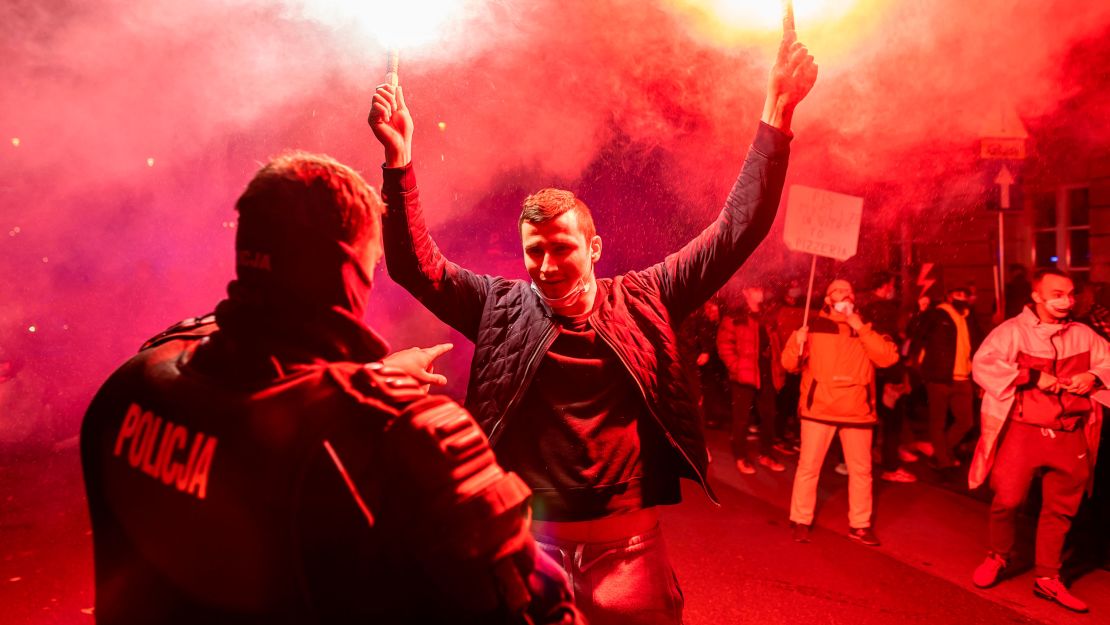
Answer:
(969, 268, 1110, 613)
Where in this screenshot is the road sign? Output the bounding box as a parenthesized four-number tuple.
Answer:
(979, 101, 1028, 160)
(994, 165, 1015, 209)
(983, 161, 1022, 211)
(783, 185, 864, 261)
(980, 137, 1026, 160)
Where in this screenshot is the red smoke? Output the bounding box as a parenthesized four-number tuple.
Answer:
(2, 0, 1110, 446)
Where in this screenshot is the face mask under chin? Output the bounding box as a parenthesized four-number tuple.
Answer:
(1044, 296, 1072, 317)
(532, 264, 594, 309)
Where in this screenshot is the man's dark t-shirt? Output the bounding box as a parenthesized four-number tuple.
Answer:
(498, 294, 680, 521)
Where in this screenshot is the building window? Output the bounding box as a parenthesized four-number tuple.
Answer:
(1032, 186, 1090, 271)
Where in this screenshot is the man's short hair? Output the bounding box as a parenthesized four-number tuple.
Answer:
(519, 188, 596, 240)
(1032, 267, 1073, 288)
(236, 151, 383, 252)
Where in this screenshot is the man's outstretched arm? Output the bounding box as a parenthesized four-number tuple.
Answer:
(370, 84, 491, 341)
(658, 31, 817, 321)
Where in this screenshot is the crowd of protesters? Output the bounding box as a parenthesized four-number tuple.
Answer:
(676, 267, 1110, 613)
(66, 20, 1110, 623)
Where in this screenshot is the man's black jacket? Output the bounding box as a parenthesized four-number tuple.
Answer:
(382, 123, 792, 502)
(908, 305, 985, 384)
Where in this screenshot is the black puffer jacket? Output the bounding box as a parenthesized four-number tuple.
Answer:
(382, 123, 792, 503)
(908, 304, 986, 384)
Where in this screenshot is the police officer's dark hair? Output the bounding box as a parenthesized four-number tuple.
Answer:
(235, 151, 384, 250)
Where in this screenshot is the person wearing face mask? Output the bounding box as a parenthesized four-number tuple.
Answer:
(773, 281, 810, 452)
(781, 279, 899, 545)
(907, 286, 985, 471)
(372, 29, 818, 625)
(678, 298, 731, 430)
(859, 272, 917, 483)
(1070, 282, 1110, 579)
(968, 268, 1110, 613)
(717, 285, 786, 474)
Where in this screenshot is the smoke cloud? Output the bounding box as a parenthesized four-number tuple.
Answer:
(2, 0, 1110, 445)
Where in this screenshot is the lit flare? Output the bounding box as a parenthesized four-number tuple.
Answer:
(666, 0, 886, 56)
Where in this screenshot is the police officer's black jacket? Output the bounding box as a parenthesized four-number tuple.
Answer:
(382, 123, 793, 506)
(80, 307, 565, 625)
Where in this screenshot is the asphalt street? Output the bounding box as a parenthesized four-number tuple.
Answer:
(1, 430, 1107, 624)
(666, 429, 1109, 624)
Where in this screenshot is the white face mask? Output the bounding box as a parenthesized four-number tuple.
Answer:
(531, 264, 594, 309)
(1045, 296, 1072, 317)
(833, 300, 854, 315)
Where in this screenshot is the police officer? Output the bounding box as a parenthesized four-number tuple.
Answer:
(81, 151, 580, 625)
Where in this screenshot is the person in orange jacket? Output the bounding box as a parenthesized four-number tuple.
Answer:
(781, 279, 899, 545)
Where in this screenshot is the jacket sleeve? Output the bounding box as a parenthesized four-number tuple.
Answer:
(1086, 327, 1110, 408)
(859, 324, 900, 368)
(969, 315, 986, 352)
(653, 124, 791, 321)
(381, 165, 491, 342)
(906, 310, 936, 365)
(716, 317, 738, 379)
(781, 329, 802, 374)
(972, 324, 1023, 402)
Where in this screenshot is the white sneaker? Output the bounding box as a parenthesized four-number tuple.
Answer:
(880, 467, 918, 483)
(910, 441, 934, 458)
(758, 455, 786, 472)
(898, 446, 919, 463)
(736, 459, 756, 475)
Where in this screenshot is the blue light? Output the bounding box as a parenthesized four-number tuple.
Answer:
(1050, 256, 1059, 262)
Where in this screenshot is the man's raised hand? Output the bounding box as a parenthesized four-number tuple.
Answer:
(369, 84, 413, 168)
(761, 30, 818, 131)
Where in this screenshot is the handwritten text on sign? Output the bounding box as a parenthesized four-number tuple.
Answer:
(783, 185, 864, 261)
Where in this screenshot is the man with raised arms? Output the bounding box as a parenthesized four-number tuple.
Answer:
(371, 31, 816, 625)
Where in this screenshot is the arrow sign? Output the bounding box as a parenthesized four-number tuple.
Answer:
(995, 164, 1015, 209)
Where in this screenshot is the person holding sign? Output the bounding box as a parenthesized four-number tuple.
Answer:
(370, 27, 816, 625)
(781, 279, 899, 545)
